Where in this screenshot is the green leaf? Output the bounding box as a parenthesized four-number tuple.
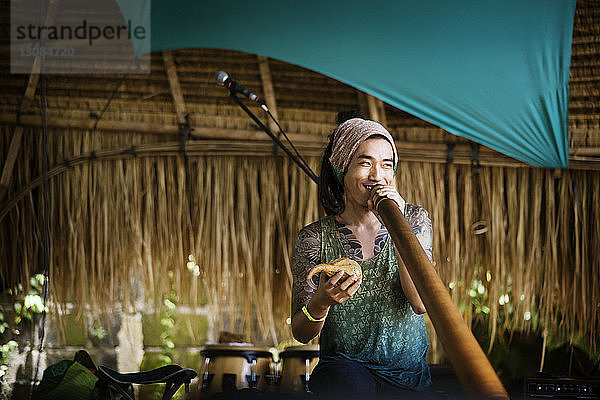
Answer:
(90, 326, 107, 340)
(160, 318, 174, 329)
(158, 354, 172, 364)
(22, 295, 46, 314)
(32, 274, 45, 290)
(163, 299, 176, 311)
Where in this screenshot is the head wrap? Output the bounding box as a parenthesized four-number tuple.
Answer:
(328, 118, 397, 184)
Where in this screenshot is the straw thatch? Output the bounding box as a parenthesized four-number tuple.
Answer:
(1, 125, 598, 358)
(0, 0, 599, 362)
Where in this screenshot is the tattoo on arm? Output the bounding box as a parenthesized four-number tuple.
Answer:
(291, 222, 322, 316)
(406, 205, 433, 263)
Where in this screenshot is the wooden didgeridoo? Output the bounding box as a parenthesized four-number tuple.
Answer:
(371, 191, 509, 399)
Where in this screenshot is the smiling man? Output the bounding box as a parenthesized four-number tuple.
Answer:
(290, 113, 433, 398)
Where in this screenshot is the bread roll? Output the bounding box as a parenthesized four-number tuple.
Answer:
(306, 257, 362, 282)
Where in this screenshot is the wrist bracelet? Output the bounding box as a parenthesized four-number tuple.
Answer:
(302, 305, 327, 322)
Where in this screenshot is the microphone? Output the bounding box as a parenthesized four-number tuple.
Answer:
(215, 71, 268, 111)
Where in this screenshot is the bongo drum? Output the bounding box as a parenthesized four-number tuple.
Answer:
(198, 344, 273, 396)
(278, 344, 319, 393)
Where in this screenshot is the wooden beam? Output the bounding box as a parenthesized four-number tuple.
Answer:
(162, 51, 187, 124)
(21, 57, 42, 111)
(357, 92, 370, 118)
(0, 113, 324, 143)
(570, 147, 600, 156)
(0, 127, 25, 199)
(257, 55, 279, 134)
(1, 113, 598, 171)
(366, 94, 387, 127)
(0, 0, 59, 200)
(257, 55, 282, 155)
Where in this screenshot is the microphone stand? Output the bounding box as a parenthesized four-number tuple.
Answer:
(229, 93, 319, 185)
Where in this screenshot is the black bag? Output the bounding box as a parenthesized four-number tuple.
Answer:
(32, 350, 131, 400)
(33, 350, 196, 400)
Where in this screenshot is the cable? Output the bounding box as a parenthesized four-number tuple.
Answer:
(229, 94, 319, 184)
(30, 71, 50, 399)
(92, 74, 127, 130)
(265, 109, 318, 180)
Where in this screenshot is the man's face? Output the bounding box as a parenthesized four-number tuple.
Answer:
(343, 137, 395, 209)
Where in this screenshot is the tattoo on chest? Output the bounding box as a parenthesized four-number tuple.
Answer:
(336, 222, 388, 260)
(337, 225, 364, 259)
(374, 228, 387, 254)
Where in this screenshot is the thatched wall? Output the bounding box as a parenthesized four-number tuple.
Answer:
(0, 0, 598, 362)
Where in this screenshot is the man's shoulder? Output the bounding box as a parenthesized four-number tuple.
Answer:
(295, 219, 324, 250)
(297, 219, 323, 239)
(293, 219, 323, 264)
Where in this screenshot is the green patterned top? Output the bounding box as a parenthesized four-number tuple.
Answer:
(291, 205, 432, 390)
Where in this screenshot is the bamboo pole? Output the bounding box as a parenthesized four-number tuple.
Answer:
(257, 55, 280, 133)
(372, 191, 509, 399)
(2, 113, 599, 170)
(366, 94, 387, 127)
(0, 127, 25, 200)
(570, 147, 600, 156)
(162, 51, 188, 124)
(0, 25, 47, 200)
(0, 113, 323, 143)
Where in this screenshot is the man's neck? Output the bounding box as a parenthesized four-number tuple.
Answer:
(336, 202, 380, 231)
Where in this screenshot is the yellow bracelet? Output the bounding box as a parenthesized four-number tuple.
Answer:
(302, 305, 327, 322)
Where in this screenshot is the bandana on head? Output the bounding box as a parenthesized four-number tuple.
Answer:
(328, 118, 398, 184)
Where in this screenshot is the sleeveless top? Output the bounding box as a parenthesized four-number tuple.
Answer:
(318, 215, 431, 390)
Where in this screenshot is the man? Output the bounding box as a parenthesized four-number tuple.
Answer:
(291, 115, 433, 398)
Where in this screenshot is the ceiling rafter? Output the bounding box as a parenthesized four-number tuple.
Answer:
(0, 0, 59, 201)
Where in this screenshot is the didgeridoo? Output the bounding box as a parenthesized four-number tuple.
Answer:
(371, 188, 509, 399)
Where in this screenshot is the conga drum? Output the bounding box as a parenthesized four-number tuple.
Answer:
(197, 344, 273, 396)
(278, 344, 319, 393)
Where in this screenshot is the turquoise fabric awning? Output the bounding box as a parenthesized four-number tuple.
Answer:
(119, 0, 576, 168)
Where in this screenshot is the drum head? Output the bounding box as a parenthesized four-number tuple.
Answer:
(282, 345, 319, 352)
(279, 344, 319, 360)
(201, 344, 273, 362)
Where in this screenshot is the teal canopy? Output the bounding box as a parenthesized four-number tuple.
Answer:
(119, 0, 576, 168)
